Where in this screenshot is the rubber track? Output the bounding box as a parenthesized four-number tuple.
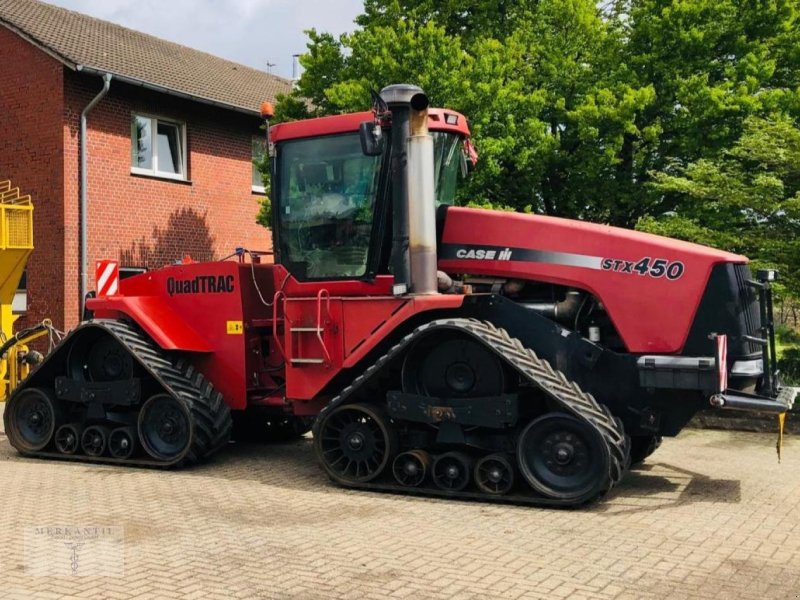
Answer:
(317, 318, 628, 506)
(6, 319, 232, 468)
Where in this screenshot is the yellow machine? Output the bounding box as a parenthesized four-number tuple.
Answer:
(0, 180, 51, 401)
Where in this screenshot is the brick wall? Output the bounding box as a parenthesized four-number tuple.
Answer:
(0, 27, 66, 331)
(1, 32, 274, 332)
(60, 70, 273, 328)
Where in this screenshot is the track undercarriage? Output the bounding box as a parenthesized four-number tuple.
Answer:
(313, 319, 632, 507)
(3, 317, 656, 507)
(4, 320, 232, 467)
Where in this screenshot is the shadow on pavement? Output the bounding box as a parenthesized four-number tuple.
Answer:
(0, 431, 742, 512)
(596, 461, 741, 513)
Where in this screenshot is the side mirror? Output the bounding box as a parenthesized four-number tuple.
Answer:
(359, 121, 384, 156)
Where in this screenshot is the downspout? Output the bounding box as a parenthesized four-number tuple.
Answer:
(78, 71, 111, 318)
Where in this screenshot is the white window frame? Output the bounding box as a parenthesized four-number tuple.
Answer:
(252, 136, 267, 194)
(131, 113, 188, 181)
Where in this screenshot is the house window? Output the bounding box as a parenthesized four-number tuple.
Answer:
(131, 115, 187, 180)
(252, 137, 267, 194)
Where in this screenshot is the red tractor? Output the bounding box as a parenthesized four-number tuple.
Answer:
(4, 84, 795, 506)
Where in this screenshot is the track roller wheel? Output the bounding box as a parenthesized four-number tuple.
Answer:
(81, 425, 109, 457)
(517, 412, 610, 501)
(109, 427, 137, 459)
(5, 387, 60, 452)
(432, 452, 472, 492)
(392, 449, 431, 487)
(474, 454, 515, 495)
(315, 403, 397, 484)
(138, 394, 193, 462)
(54, 424, 82, 455)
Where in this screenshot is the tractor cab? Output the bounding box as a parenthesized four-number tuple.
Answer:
(269, 107, 472, 282)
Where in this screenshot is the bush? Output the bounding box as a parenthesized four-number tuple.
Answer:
(776, 325, 800, 345)
(778, 347, 800, 386)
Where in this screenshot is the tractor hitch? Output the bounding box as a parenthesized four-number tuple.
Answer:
(709, 386, 797, 413)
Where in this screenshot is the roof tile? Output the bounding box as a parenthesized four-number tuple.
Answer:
(0, 0, 293, 114)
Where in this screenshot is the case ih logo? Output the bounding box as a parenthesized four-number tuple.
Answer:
(167, 275, 235, 296)
(455, 247, 513, 261)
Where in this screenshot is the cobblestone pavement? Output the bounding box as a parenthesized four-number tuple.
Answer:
(1, 411, 799, 599)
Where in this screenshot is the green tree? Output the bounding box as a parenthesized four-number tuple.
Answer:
(614, 0, 800, 222)
(279, 0, 657, 224)
(276, 0, 800, 229)
(638, 116, 800, 298)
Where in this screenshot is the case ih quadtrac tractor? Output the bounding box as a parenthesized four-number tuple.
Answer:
(4, 85, 796, 506)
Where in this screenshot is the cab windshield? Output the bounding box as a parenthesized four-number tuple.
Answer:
(275, 130, 464, 280)
(277, 134, 381, 279)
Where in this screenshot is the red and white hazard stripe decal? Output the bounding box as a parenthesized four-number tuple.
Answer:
(716, 334, 728, 393)
(96, 259, 120, 297)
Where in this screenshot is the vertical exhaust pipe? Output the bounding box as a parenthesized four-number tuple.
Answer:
(406, 92, 437, 294)
(381, 84, 438, 295)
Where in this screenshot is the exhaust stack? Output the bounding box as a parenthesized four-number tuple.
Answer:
(381, 84, 438, 295)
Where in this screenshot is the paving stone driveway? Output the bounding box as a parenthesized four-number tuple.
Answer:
(1, 411, 799, 599)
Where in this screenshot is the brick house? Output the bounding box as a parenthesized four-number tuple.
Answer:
(0, 0, 292, 332)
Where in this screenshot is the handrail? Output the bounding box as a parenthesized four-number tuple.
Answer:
(316, 289, 332, 365)
(271, 290, 287, 360)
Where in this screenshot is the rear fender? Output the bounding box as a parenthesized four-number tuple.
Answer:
(87, 296, 213, 353)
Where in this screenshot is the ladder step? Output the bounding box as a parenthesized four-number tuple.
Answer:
(290, 327, 324, 333)
(291, 358, 325, 365)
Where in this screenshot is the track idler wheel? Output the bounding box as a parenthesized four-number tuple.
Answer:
(5, 388, 60, 452)
(315, 403, 397, 484)
(138, 394, 192, 462)
(517, 412, 610, 502)
(54, 424, 82, 455)
(109, 427, 137, 459)
(474, 454, 515, 495)
(432, 452, 472, 492)
(81, 425, 110, 457)
(392, 449, 431, 487)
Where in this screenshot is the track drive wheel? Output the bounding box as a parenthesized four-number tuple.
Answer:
(517, 412, 610, 502)
(475, 454, 515, 495)
(402, 333, 506, 398)
(138, 394, 192, 462)
(4, 388, 60, 452)
(315, 403, 397, 484)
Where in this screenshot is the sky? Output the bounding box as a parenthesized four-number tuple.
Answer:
(46, 0, 364, 79)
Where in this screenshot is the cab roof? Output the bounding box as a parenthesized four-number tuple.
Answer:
(270, 108, 471, 143)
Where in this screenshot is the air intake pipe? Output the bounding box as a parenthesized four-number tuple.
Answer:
(381, 84, 438, 295)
